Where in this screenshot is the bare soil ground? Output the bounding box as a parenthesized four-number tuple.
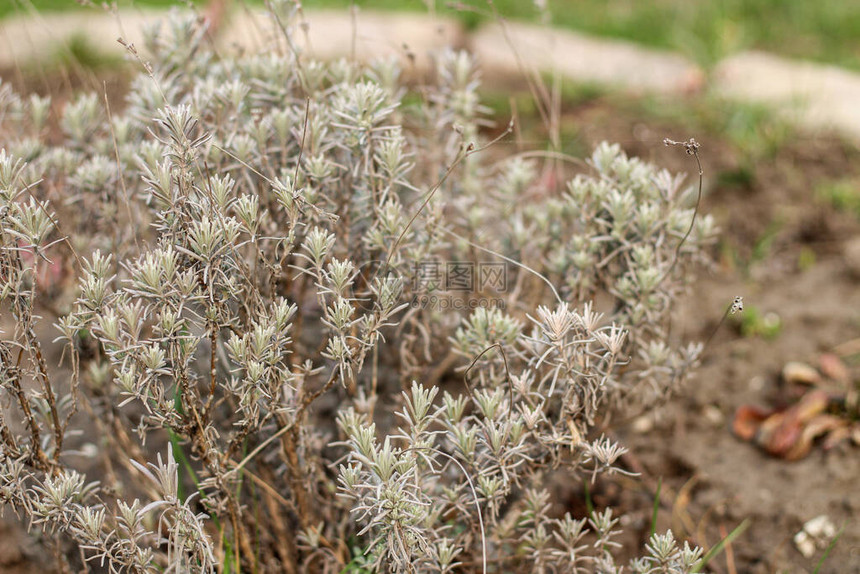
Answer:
(554, 94, 860, 573)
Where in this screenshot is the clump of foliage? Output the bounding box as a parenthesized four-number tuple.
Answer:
(0, 2, 715, 572)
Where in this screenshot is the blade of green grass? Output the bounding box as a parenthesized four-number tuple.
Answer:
(650, 477, 662, 539)
(222, 542, 234, 574)
(583, 480, 594, 517)
(813, 522, 846, 574)
(692, 518, 751, 573)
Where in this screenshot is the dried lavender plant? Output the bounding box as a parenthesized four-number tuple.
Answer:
(0, 2, 715, 572)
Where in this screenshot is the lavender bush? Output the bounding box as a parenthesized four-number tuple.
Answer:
(0, 2, 715, 572)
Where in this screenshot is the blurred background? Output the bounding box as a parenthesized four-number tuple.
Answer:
(5, 0, 860, 70)
(3, 0, 860, 69)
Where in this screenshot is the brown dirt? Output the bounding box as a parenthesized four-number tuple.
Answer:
(554, 94, 860, 573)
(0, 518, 54, 573)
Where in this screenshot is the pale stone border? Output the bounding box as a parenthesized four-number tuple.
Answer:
(0, 9, 165, 68)
(469, 21, 703, 95)
(713, 51, 860, 141)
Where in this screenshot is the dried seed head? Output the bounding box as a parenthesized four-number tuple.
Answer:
(731, 296, 744, 314)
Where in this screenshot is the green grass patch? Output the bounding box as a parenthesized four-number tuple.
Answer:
(2, 0, 203, 19)
(47, 33, 126, 75)
(797, 245, 816, 272)
(817, 178, 860, 219)
(732, 304, 782, 340)
(692, 518, 751, 573)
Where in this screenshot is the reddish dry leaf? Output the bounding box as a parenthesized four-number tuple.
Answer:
(759, 411, 799, 457)
(783, 429, 814, 461)
(819, 353, 850, 384)
(794, 389, 830, 421)
(732, 405, 772, 441)
(782, 361, 821, 386)
(765, 390, 829, 457)
(734, 390, 840, 460)
(820, 423, 852, 450)
(785, 415, 847, 460)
